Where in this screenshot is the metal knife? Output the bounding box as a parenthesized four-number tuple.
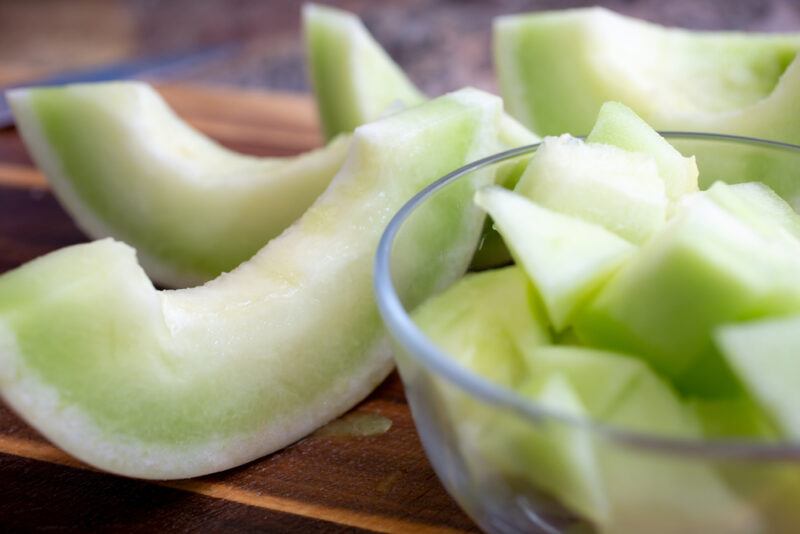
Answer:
(0, 43, 239, 128)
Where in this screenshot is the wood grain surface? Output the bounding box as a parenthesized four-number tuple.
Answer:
(0, 83, 478, 533)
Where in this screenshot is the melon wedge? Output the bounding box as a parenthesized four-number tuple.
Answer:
(0, 88, 502, 479)
(475, 186, 634, 331)
(304, 3, 426, 140)
(304, 2, 539, 150)
(495, 7, 800, 142)
(9, 82, 350, 287)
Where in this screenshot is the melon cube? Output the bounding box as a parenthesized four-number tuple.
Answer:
(575, 191, 800, 396)
(587, 101, 699, 202)
(475, 186, 634, 331)
(716, 316, 800, 439)
(413, 266, 550, 388)
(515, 135, 667, 244)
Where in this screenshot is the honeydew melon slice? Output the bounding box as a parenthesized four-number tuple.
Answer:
(716, 316, 800, 439)
(475, 186, 634, 331)
(0, 88, 502, 479)
(586, 102, 698, 203)
(575, 189, 800, 396)
(9, 82, 350, 287)
(303, 3, 425, 140)
(304, 2, 539, 150)
(495, 7, 800, 143)
(514, 134, 667, 244)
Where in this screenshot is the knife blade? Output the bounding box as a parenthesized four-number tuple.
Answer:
(0, 43, 239, 128)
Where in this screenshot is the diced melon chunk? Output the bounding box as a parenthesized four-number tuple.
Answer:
(716, 316, 800, 439)
(413, 266, 550, 387)
(706, 181, 800, 242)
(519, 347, 758, 533)
(475, 186, 634, 331)
(521, 345, 651, 416)
(587, 101, 699, 202)
(515, 135, 667, 244)
(575, 191, 800, 396)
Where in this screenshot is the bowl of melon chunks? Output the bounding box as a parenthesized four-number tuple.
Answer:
(375, 102, 800, 534)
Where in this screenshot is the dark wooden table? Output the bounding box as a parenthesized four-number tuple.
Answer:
(2, 1, 798, 531)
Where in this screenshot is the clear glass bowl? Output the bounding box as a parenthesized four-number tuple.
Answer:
(374, 133, 800, 534)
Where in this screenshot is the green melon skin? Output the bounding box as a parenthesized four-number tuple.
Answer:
(586, 102, 699, 203)
(475, 186, 634, 331)
(716, 315, 800, 440)
(9, 82, 350, 288)
(514, 134, 667, 244)
(0, 88, 502, 479)
(575, 185, 800, 397)
(495, 7, 800, 142)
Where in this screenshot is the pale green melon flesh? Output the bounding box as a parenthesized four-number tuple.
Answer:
(520, 345, 652, 417)
(690, 397, 777, 440)
(0, 89, 502, 479)
(514, 135, 667, 244)
(706, 181, 800, 241)
(413, 266, 550, 388)
(476, 186, 634, 331)
(304, 4, 426, 140)
(523, 348, 757, 532)
(304, 3, 537, 272)
(586, 101, 699, 203)
(495, 7, 800, 142)
(9, 82, 350, 287)
(575, 190, 800, 396)
(593, 365, 759, 533)
(413, 271, 604, 522)
(304, 3, 539, 150)
(716, 316, 800, 439)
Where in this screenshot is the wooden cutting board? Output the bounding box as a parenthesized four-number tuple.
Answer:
(0, 83, 478, 533)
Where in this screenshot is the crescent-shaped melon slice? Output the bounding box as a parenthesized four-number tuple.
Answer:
(495, 7, 800, 141)
(0, 88, 501, 479)
(9, 82, 350, 287)
(304, 3, 538, 149)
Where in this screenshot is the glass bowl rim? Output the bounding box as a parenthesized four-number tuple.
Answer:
(374, 131, 800, 462)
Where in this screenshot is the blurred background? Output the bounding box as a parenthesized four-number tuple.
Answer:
(2, 0, 800, 96)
